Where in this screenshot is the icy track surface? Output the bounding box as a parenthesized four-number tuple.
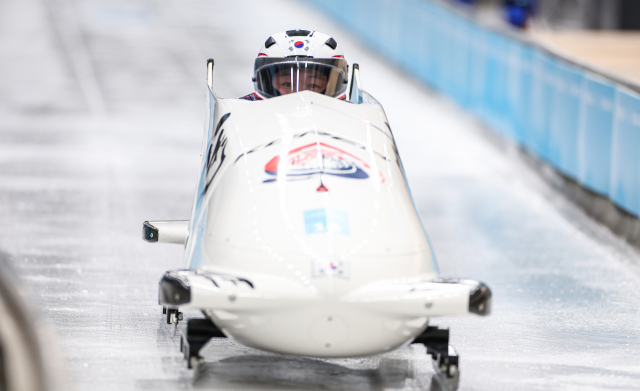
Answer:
(1, 0, 640, 390)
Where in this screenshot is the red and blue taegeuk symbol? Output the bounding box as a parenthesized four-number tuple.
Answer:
(264, 142, 385, 183)
(294, 41, 304, 48)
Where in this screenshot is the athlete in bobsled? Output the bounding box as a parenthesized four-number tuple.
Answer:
(240, 29, 348, 101)
(144, 28, 491, 390)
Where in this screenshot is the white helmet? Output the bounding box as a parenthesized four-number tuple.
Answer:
(253, 30, 348, 100)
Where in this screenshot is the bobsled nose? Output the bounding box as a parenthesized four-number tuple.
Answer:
(310, 315, 349, 348)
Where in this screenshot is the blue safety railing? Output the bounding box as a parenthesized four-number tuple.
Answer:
(306, 0, 640, 217)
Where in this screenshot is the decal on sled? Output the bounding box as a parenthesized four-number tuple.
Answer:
(263, 142, 378, 182)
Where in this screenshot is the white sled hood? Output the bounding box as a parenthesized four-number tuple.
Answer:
(187, 91, 436, 291)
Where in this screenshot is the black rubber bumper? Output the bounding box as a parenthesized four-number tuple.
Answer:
(468, 282, 491, 316)
(158, 271, 191, 306)
(143, 221, 158, 243)
(433, 278, 492, 316)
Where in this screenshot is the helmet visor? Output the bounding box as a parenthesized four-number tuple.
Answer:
(254, 58, 347, 99)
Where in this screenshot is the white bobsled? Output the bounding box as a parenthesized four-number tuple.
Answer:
(144, 60, 490, 379)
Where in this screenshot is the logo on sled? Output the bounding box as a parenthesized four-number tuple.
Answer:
(264, 142, 374, 183)
(312, 259, 349, 279)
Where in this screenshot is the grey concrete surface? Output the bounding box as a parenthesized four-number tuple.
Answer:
(1, 0, 640, 390)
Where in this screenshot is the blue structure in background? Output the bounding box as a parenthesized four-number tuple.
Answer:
(306, 0, 640, 218)
(503, 0, 536, 29)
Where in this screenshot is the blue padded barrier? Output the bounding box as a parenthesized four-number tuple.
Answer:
(525, 50, 552, 159)
(417, 2, 434, 84)
(430, 6, 447, 92)
(466, 24, 488, 116)
(306, 0, 640, 217)
(449, 16, 471, 105)
(380, 2, 401, 59)
(547, 62, 583, 179)
(403, 0, 426, 77)
(577, 75, 616, 196)
(492, 34, 511, 137)
(500, 37, 517, 140)
(610, 89, 640, 215)
(481, 31, 504, 131)
(438, 10, 454, 95)
(505, 42, 534, 144)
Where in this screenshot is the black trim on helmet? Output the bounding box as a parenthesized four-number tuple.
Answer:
(265, 36, 276, 48)
(325, 38, 337, 50)
(286, 29, 312, 36)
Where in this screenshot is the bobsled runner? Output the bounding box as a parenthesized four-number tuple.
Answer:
(143, 59, 491, 387)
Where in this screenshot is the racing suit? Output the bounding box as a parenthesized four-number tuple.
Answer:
(239, 93, 262, 101)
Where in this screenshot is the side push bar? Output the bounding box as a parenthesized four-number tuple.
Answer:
(341, 278, 492, 318)
(143, 220, 189, 244)
(431, 278, 492, 316)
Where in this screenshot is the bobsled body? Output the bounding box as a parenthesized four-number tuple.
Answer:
(147, 69, 490, 359)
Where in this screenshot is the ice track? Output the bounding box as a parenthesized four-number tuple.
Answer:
(1, 0, 640, 390)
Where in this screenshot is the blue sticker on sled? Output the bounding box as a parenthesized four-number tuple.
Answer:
(304, 209, 350, 236)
